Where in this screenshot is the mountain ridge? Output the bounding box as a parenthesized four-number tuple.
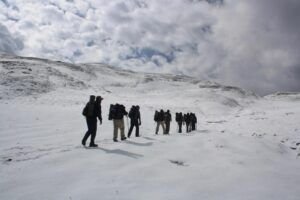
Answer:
(0, 54, 259, 101)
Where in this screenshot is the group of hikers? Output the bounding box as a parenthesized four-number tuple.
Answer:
(175, 112, 197, 133)
(81, 95, 197, 147)
(153, 110, 197, 134)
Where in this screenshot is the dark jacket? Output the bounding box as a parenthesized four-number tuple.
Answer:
(129, 106, 141, 123)
(184, 113, 191, 123)
(157, 111, 164, 122)
(82, 102, 102, 120)
(164, 112, 172, 122)
(176, 113, 183, 122)
(191, 114, 197, 123)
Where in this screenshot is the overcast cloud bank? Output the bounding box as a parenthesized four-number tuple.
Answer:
(0, 0, 299, 95)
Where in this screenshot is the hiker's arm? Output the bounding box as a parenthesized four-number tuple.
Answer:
(138, 112, 141, 125)
(97, 106, 102, 124)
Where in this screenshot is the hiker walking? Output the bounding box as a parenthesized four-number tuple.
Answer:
(191, 113, 197, 131)
(82, 95, 103, 147)
(175, 112, 183, 133)
(184, 113, 191, 133)
(155, 109, 166, 135)
(109, 104, 128, 142)
(128, 105, 141, 138)
(164, 110, 172, 134)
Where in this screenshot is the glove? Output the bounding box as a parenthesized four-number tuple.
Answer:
(139, 122, 142, 126)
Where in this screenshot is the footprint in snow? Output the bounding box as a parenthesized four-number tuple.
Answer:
(169, 160, 188, 167)
(1, 157, 13, 164)
(206, 120, 227, 124)
(290, 147, 297, 150)
(215, 144, 225, 149)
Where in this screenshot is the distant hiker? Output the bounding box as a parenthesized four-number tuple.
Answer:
(82, 95, 103, 147)
(164, 110, 172, 134)
(155, 109, 166, 135)
(154, 110, 159, 122)
(175, 112, 183, 133)
(184, 113, 191, 133)
(183, 113, 187, 132)
(191, 113, 197, 131)
(128, 105, 141, 138)
(109, 103, 128, 142)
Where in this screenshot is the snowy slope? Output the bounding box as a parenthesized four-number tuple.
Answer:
(0, 55, 299, 200)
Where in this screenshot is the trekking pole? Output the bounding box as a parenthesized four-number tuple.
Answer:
(126, 116, 129, 132)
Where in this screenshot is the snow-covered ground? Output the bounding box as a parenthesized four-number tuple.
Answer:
(0, 55, 299, 200)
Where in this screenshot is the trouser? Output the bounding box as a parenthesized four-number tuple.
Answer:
(128, 121, 139, 137)
(191, 123, 196, 131)
(113, 119, 126, 140)
(165, 121, 170, 134)
(178, 122, 182, 133)
(82, 117, 97, 145)
(186, 122, 190, 133)
(156, 121, 166, 134)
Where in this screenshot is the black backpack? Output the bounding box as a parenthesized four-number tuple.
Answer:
(154, 111, 159, 122)
(164, 112, 171, 122)
(175, 113, 179, 122)
(82, 102, 95, 117)
(108, 104, 116, 120)
(129, 106, 136, 119)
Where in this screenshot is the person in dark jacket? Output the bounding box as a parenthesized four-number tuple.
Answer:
(82, 95, 103, 147)
(191, 113, 197, 131)
(175, 112, 183, 133)
(164, 110, 172, 134)
(128, 105, 141, 138)
(154, 110, 159, 122)
(155, 109, 166, 135)
(111, 104, 128, 142)
(184, 113, 191, 133)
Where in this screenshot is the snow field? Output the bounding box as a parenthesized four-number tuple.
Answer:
(1, 91, 300, 200)
(0, 55, 300, 199)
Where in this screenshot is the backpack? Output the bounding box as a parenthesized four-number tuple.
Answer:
(191, 114, 197, 123)
(82, 102, 95, 117)
(154, 111, 159, 122)
(175, 113, 179, 122)
(164, 112, 171, 122)
(129, 106, 136, 119)
(115, 104, 126, 119)
(108, 104, 116, 120)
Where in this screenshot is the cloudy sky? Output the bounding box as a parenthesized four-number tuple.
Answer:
(0, 0, 299, 95)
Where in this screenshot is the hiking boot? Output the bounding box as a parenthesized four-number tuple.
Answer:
(82, 140, 86, 146)
(121, 137, 127, 141)
(113, 139, 118, 142)
(89, 143, 98, 147)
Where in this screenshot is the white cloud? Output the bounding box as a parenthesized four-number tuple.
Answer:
(0, 23, 23, 54)
(0, 0, 299, 95)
